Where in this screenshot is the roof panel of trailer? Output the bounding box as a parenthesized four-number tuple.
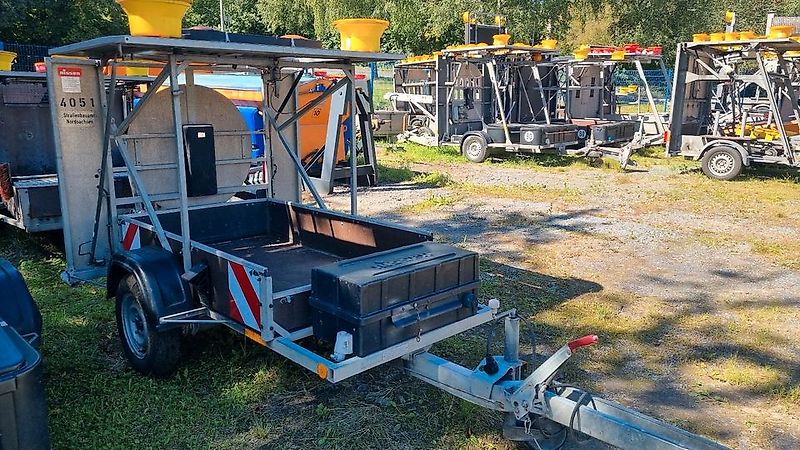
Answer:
(0, 69, 151, 84)
(48, 35, 404, 64)
(0, 71, 47, 79)
(441, 44, 559, 57)
(684, 37, 800, 53)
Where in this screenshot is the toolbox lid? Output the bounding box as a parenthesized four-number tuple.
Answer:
(0, 323, 26, 377)
(318, 242, 475, 285)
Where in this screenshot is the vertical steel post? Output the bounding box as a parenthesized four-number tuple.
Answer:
(261, 71, 274, 198)
(658, 58, 671, 113)
(90, 61, 118, 263)
(531, 61, 551, 125)
(346, 67, 358, 215)
(565, 64, 573, 120)
(599, 62, 606, 119)
(168, 55, 192, 272)
(503, 315, 520, 367)
(486, 60, 512, 145)
(776, 52, 800, 165)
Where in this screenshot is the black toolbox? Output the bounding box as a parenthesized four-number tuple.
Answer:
(591, 121, 637, 144)
(0, 321, 49, 450)
(520, 123, 580, 146)
(309, 242, 480, 357)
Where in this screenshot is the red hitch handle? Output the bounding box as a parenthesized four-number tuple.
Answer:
(567, 335, 599, 352)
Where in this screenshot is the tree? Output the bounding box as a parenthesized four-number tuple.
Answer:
(0, 0, 126, 46)
(184, 0, 266, 34)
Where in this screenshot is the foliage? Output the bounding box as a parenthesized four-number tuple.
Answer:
(1, 0, 800, 61)
(0, 0, 127, 46)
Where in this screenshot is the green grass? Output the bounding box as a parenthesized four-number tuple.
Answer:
(749, 239, 800, 270)
(379, 142, 694, 173)
(0, 227, 523, 450)
(398, 193, 458, 213)
(376, 163, 453, 187)
(633, 171, 800, 224)
(376, 163, 416, 183)
(372, 79, 394, 109)
(378, 142, 465, 164)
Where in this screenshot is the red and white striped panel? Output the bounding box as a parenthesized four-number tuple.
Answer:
(121, 223, 141, 251)
(227, 261, 261, 330)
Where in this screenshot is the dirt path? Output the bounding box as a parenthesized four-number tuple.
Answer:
(325, 158, 800, 449)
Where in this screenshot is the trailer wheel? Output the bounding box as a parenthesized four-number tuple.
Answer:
(519, 417, 567, 450)
(115, 275, 180, 377)
(701, 146, 743, 180)
(462, 135, 489, 163)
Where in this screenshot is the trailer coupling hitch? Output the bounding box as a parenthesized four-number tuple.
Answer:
(509, 334, 598, 421)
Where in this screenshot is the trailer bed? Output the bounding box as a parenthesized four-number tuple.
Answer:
(213, 238, 343, 292)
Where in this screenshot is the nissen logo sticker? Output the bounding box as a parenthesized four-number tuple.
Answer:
(58, 67, 82, 77)
(372, 252, 433, 270)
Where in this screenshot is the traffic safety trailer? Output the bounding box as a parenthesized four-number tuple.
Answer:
(555, 45, 670, 167)
(46, 35, 728, 450)
(668, 37, 800, 179)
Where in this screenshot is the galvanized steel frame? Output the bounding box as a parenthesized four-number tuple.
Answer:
(667, 38, 800, 166)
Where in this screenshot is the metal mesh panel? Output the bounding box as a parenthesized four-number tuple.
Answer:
(1, 43, 51, 72)
(613, 67, 673, 113)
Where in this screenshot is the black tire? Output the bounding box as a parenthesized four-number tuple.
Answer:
(701, 146, 744, 180)
(115, 275, 181, 377)
(462, 134, 489, 163)
(518, 417, 567, 450)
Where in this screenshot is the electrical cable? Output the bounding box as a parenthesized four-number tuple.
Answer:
(516, 314, 538, 368)
(552, 383, 597, 445)
(568, 389, 596, 445)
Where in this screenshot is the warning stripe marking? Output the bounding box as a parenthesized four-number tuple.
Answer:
(228, 261, 261, 330)
(121, 223, 140, 251)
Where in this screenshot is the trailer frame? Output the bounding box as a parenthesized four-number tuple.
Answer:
(45, 36, 730, 450)
(667, 38, 800, 179)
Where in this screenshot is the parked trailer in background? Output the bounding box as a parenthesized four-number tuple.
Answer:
(46, 34, 729, 450)
(554, 45, 670, 167)
(377, 15, 669, 167)
(667, 37, 800, 179)
(0, 70, 151, 232)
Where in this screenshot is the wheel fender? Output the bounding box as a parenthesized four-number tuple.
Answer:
(461, 131, 490, 148)
(106, 247, 193, 331)
(701, 141, 749, 166)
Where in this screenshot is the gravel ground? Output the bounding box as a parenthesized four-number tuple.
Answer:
(325, 156, 800, 450)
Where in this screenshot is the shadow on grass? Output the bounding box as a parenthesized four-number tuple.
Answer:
(740, 164, 800, 183)
(4, 205, 796, 448)
(0, 220, 609, 449)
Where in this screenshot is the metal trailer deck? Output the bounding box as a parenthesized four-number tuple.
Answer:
(46, 36, 729, 450)
(667, 38, 800, 179)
